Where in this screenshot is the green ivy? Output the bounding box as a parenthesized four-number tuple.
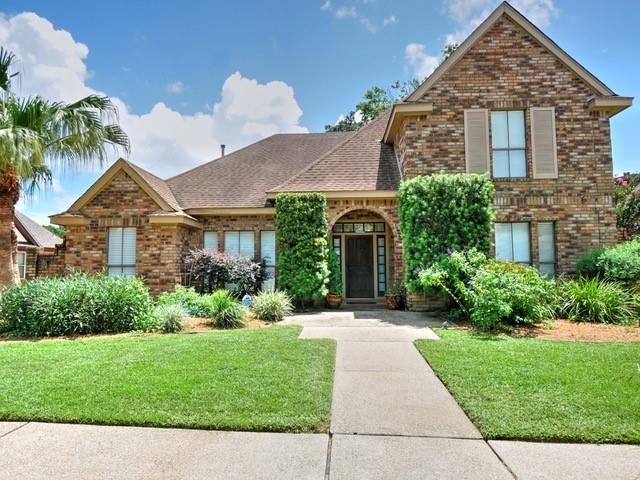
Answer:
(275, 193, 329, 305)
(398, 173, 495, 292)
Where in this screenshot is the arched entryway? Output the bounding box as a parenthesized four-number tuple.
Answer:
(329, 208, 400, 301)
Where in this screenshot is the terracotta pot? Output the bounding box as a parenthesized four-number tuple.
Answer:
(326, 293, 343, 308)
(385, 294, 398, 310)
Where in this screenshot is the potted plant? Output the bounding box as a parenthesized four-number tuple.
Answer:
(385, 280, 406, 310)
(326, 248, 343, 308)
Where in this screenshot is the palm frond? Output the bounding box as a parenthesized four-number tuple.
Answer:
(0, 48, 19, 92)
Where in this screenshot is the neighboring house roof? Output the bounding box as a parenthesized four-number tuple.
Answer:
(270, 111, 401, 193)
(406, 1, 624, 102)
(167, 132, 354, 209)
(15, 211, 63, 248)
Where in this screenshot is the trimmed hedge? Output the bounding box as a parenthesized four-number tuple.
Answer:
(184, 249, 263, 295)
(0, 273, 153, 337)
(276, 193, 329, 305)
(399, 173, 495, 292)
(576, 239, 640, 284)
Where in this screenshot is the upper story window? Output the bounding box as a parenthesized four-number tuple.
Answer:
(108, 227, 136, 277)
(490, 110, 526, 178)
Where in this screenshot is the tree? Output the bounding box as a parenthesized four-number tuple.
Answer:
(325, 79, 421, 132)
(43, 224, 65, 238)
(442, 42, 459, 61)
(0, 48, 129, 285)
(614, 172, 640, 238)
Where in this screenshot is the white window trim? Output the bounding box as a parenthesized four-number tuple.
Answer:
(17, 252, 26, 280)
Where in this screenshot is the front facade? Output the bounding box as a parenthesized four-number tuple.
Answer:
(51, 2, 632, 298)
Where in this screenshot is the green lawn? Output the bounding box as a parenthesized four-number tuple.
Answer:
(0, 325, 335, 432)
(416, 329, 640, 444)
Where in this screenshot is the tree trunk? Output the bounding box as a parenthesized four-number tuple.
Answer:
(0, 170, 20, 286)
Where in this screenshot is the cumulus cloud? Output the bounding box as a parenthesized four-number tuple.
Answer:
(0, 11, 308, 181)
(166, 81, 183, 94)
(404, 43, 439, 79)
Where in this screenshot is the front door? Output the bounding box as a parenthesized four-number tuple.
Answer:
(346, 235, 374, 298)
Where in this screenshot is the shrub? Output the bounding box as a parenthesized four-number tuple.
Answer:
(556, 278, 635, 324)
(276, 193, 329, 305)
(152, 304, 186, 333)
(468, 262, 556, 329)
(596, 239, 640, 284)
(157, 285, 213, 317)
(207, 289, 246, 329)
(576, 247, 605, 278)
(252, 290, 293, 322)
(0, 273, 153, 337)
(184, 249, 263, 295)
(327, 247, 343, 295)
(398, 174, 495, 292)
(614, 172, 640, 238)
(420, 251, 555, 329)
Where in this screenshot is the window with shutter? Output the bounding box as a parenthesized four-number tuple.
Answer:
(107, 227, 136, 276)
(204, 231, 218, 251)
(531, 107, 558, 179)
(464, 109, 490, 174)
(490, 110, 527, 178)
(261, 231, 276, 291)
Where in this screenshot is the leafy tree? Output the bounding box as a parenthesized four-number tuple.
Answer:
(43, 224, 65, 238)
(325, 79, 421, 132)
(614, 172, 640, 238)
(0, 48, 129, 285)
(442, 42, 459, 61)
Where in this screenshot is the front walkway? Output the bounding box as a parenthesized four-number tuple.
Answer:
(1, 309, 639, 479)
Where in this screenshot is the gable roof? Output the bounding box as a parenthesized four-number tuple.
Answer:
(67, 158, 180, 213)
(269, 111, 401, 194)
(15, 211, 63, 248)
(167, 132, 354, 209)
(406, 1, 617, 102)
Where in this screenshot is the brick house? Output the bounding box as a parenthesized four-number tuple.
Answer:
(51, 2, 632, 298)
(15, 211, 64, 281)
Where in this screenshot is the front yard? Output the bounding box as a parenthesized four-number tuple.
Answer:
(0, 325, 335, 432)
(416, 329, 640, 444)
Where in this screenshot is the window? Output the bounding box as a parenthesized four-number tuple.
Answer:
(538, 222, 556, 276)
(108, 227, 136, 276)
(495, 223, 530, 264)
(491, 110, 526, 178)
(17, 252, 26, 280)
(224, 231, 254, 258)
(376, 236, 386, 296)
(204, 231, 218, 251)
(261, 231, 276, 291)
(332, 222, 385, 233)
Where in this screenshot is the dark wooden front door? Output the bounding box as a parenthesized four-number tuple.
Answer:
(346, 236, 374, 298)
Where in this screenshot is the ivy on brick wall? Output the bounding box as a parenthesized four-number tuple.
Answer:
(275, 193, 329, 305)
(398, 173, 495, 292)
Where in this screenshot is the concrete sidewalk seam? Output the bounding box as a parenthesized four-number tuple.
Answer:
(324, 434, 333, 480)
(485, 439, 519, 480)
(331, 431, 483, 441)
(0, 422, 29, 440)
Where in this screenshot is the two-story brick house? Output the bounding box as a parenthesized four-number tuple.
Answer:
(51, 2, 632, 298)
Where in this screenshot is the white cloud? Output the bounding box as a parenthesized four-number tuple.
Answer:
(383, 15, 397, 26)
(444, 0, 557, 44)
(166, 80, 183, 94)
(0, 11, 308, 182)
(360, 17, 377, 33)
(335, 6, 357, 18)
(320, 0, 331, 11)
(404, 43, 439, 79)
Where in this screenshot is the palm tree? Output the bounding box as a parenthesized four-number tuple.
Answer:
(0, 48, 129, 285)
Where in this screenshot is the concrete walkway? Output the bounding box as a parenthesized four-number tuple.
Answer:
(1, 309, 639, 479)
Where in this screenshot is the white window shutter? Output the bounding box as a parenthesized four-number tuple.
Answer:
(531, 107, 558, 179)
(464, 109, 490, 174)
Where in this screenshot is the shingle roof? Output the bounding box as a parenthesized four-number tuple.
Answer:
(125, 160, 181, 211)
(167, 132, 354, 209)
(270, 111, 401, 193)
(15, 211, 63, 248)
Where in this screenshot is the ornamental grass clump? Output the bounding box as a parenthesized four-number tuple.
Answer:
(152, 304, 186, 333)
(207, 289, 246, 329)
(252, 290, 293, 322)
(157, 285, 213, 317)
(556, 278, 635, 324)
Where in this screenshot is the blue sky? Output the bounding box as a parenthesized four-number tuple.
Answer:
(2, 0, 638, 224)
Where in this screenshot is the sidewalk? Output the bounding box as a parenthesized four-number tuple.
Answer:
(1, 310, 639, 479)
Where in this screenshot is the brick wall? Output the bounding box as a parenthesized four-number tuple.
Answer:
(394, 14, 617, 274)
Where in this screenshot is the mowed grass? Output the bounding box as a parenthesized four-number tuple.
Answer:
(0, 325, 335, 432)
(416, 329, 640, 444)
